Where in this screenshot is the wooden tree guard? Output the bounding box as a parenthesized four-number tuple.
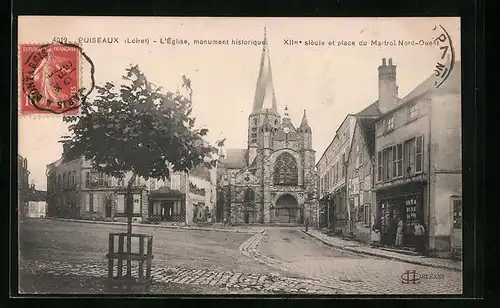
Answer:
(106, 232, 154, 291)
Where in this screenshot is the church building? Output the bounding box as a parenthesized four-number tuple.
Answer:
(216, 30, 318, 225)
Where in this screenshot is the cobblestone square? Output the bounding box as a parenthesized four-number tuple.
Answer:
(18, 219, 462, 295)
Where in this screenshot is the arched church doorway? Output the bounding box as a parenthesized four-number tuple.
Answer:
(274, 194, 300, 224)
(243, 188, 256, 224)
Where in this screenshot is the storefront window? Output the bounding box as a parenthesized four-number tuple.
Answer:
(405, 197, 418, 221)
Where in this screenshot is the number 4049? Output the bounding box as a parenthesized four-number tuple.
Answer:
(52, 37, 69, 43)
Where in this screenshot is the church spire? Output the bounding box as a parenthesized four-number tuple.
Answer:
(300, 109, 310, 128)
(252, 27, 278, 114)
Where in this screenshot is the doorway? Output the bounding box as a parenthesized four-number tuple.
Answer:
(275, 194, 299, 224)
(244, 211, 250, 224)
(105, 199, 112, 217)
(161, 201, 174, 221)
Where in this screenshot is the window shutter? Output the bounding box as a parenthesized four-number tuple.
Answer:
(85, 194, 90, 211)
(117, 194, 125, 213)
(93, 194, 99, 212)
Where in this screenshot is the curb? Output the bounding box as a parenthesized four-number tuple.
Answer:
(302, 230, 462, 272)
(43, 217, 261, 234)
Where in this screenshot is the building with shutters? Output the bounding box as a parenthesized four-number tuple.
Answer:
(46, 155, 149, 221)
(372, 58, 462, 258)
(46, 152, 216, 225)
(345, 103, 380, 243)
(316, 116, 356, 234)
(216, 30, 318, 225)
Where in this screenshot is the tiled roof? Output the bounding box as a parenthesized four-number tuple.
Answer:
(222, 149, 247, 169)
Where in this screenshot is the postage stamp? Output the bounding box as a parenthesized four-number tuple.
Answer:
(19, 43, 93, 115)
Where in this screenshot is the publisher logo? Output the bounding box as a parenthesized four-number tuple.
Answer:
(401, 270, 421, 284)
(401, 269, 445, 284)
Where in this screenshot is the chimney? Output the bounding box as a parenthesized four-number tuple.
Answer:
(378, 57, 398, 113)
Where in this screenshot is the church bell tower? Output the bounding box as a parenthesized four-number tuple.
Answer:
(248, 27, 280, 164)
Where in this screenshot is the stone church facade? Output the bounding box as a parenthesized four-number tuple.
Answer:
(216, 31, 318, 225)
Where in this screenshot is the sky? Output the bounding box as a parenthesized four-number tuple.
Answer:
(18, 17, 461, 190)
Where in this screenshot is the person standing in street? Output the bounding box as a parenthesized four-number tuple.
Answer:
(395, 217, 404, 247)
(413, 220, 426, 254)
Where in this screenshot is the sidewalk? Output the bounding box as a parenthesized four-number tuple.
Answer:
(303, 229, 462, 272)
(43, 217, 262, 234)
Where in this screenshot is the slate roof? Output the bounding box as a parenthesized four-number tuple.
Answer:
(357, 117, 377, 158)
(356, 100, 381, 117)
(25, 189, 47, 202)
(389, 61, 461, 113)
(222, 148, 247, 169)
(149, 186, 184, 196)
(354, 100, 380, 158)
(252, 32, 278, 113)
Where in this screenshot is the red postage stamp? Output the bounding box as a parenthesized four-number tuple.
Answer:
(20, 43, 81, 115)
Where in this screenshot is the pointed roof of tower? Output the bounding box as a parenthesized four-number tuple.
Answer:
(299, 109, 310, 129)
(261, 111, 273, 131)
(283, 105, 290, 118)
(252, 27, 278, 114)
(280, 105, 295, 130)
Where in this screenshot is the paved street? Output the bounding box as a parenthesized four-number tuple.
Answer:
(258, 228, 463, 294)
(19, 219, 462, 295)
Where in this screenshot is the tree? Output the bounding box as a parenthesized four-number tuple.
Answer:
(61, 65, 217, 275)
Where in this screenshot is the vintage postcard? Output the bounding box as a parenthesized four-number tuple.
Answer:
(18, 16, 462, 295)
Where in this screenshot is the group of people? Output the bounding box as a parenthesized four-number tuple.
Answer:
(374, 214, 427, 254)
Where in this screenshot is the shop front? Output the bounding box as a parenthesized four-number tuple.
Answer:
(333, 188, 347, 234)
(376, 183, 426, 248)
(149, 186, 186, 223)
(318, 195, 329, 229)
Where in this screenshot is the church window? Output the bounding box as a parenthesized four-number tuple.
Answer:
(244, 188, 255, 205)
(273, 152, 298, 186)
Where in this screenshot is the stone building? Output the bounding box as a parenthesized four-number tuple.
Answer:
(216, 31, 318, 225)
(18, 155, 30, 218)
(149, 164, 217, 225)
(373, 58, 462, 258)
(345, 102, 380, 243)
(316, 115, 356, 234)
(46, 155, 149, 222)
(46, 150, 216, 225)
(18, 155, 47, 218)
